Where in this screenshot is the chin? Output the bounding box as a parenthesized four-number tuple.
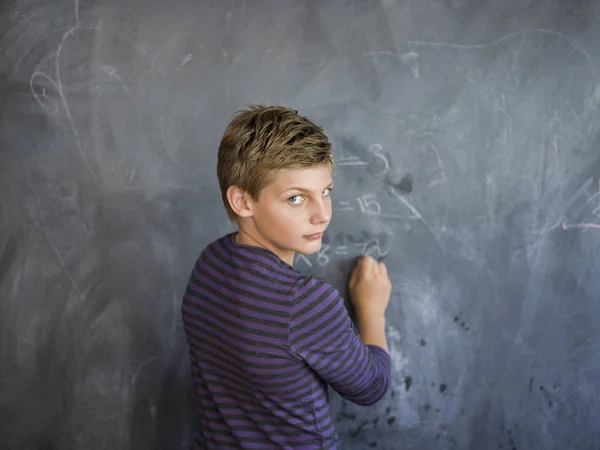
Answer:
(297, 240, 323, 255)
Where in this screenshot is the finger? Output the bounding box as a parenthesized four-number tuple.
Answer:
(379, 261, 388, 277)
(356, 255, 369, 272)
(364, 255, 376, 273)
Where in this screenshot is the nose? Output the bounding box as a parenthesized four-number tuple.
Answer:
(310, 198, 331, 225)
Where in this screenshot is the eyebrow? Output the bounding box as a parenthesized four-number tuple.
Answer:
(283, 181, 334, 194)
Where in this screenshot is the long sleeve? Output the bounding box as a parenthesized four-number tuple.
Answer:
(288, 276, 391, 406)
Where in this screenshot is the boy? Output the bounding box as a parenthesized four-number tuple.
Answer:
(181, 105, 392, 449)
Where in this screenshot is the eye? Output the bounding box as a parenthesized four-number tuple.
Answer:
(288, 195, 304, 205)
(323, 187, 333, 197)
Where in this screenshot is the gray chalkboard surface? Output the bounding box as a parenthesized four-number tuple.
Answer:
(2, 1, 600, 449)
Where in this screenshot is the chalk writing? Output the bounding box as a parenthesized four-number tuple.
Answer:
(335, 194, 391, 217)
(294, 231, 394, 268)
(333, 194, 404, 220)
(295, 253, 313, 267)
(335, 246, 349, 256)
(333, 194, 408, 220)
(334, 200, 355, 212)
(316, 245, 331, 266)
(357, 194, 382, 215)
(334, 143, 390, 176)
(336, 155, 369, 167)
(358, 237, 391, 258)
(368, 143, 390, 177)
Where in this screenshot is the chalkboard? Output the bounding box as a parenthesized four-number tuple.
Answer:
(2, 0, 600, 449)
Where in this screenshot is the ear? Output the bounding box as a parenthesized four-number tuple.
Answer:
(226, 185, 254, 218)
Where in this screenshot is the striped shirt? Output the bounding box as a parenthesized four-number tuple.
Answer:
(181, 232, 391, 449)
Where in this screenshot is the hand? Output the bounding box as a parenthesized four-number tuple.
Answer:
(348, 255, 392, 321)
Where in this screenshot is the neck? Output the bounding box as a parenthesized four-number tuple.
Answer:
(235, 227, 295, 266)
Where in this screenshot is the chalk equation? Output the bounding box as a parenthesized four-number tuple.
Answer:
(295, 231, 394, 268)
(333, 193, 409, 221)
(334, 194, 381, 215)
(334, 141, 444, 252)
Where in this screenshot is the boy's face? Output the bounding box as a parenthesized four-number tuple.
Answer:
(247, 165, 333, 264)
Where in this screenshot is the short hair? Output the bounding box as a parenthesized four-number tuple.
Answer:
(217, 104, 333, 222)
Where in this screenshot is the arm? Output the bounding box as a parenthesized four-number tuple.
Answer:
(288, 277, 390, 406)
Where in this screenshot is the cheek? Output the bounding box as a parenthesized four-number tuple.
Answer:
(324, 197, 333, 217)
(263, 200, 295, 223)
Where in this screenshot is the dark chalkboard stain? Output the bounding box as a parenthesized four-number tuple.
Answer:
(420, 339, 427, 346)
(389, 173, 413, 195)
(404, 376, 413, 391)
(0, 236, 18, 285)
(529, 377, 534, 394)
(539, 385, 554, 408)
(340, 410, 356, 421)
(369, 442, 377, 448)
(454, 314, 469, 331)
(439, 383, 448, 394)
(349, 420, 370, 437)
(387, 416, 396, 425)
(508, 429, 518, 450)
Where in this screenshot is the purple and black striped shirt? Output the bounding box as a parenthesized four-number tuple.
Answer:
(181, 232, 391, 449)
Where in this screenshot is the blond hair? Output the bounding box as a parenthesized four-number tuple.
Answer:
(217, 105, 333, 221)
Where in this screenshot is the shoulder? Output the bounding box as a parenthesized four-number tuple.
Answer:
(196, 233, 231, 256)
(194, 233, 231, 267)
(197, 234, 308, 291)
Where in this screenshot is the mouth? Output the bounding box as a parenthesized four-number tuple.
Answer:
(304, 232, 324, 240)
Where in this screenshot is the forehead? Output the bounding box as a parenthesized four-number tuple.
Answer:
(267, 166, 333, 190)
